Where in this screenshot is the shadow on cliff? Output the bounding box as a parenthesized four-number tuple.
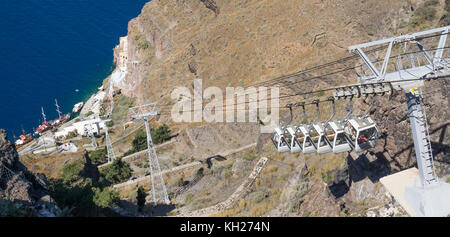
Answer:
(328, 151, 391, 199)
(391, 122, 449, 169)
(329, 123, 449, 199)
(115, 199, 176, 216)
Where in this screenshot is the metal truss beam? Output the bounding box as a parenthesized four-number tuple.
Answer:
(349, 26, 450, 87)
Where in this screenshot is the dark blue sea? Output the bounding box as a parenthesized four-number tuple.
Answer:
(0, 0, 148, 140)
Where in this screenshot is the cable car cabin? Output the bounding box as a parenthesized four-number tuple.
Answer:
(311, 123, 333, 154)
(344, 116, 379, 153)
(326, 120, 352, 153)
(272, 127, 291, 153)
(287, 126, 302, 153)
(296, 125, 317, 154)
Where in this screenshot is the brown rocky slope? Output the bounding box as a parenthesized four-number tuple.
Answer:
(0, 129, 61, 217)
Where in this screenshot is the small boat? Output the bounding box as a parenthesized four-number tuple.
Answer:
(72, 102, 84, 113)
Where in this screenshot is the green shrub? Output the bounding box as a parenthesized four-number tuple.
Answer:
(125, 125, 171, 155)
(89, 147, 108, 166)
(244, 150, 257, 161)
(248, 190, 268, 204)
(138, 41, 150, 50)
(151, 124, 171, 144)
(409, 1, 437, 27)
(60, 161, 84, 185)
(49, 161, 122, 216)
(67, 130, 78, 139)
(92, 187, 119, 208)
(99, 105, 106, 117)
(416, 6, 436, 21)
(137, 186, 147, 212)
(223, 170, 233, 178)
(291, 181, 312, 213)
(111, 95, 136, 122)
(132, 129, 148, 153)
(101, 158, 132, 185)
(49, 178, 97, 216)
(225, 162, 233, 169)
(85, 111, 94, 117)
(106, 120, 114, 127)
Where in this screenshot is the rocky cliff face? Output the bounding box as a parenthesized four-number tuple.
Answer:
(107, 0, 408, 107)
(0, 129, 61, 217)
(369, 78, 450, 175)
(0, 129, 19, 169)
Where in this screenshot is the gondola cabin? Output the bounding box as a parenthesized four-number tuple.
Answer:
(287, 126, 302, 153)
(272, 127, 291, 153)
(344, 116, 379, 153)
(297, 125, 317, 154)
(326, 120, 352, 153)
(311, 123, 333, 154)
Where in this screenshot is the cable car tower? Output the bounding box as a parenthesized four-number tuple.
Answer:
(129, 102, 170, 205)
(104, 124, 115, 164)
(342, 26, 450, 216)
(84, 123, 98, 148)
(98, 117, 116, 163)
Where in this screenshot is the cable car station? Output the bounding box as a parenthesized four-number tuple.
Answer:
(270, 26, 450, 216)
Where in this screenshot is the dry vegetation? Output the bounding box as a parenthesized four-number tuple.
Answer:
(20, 151, 86, 180)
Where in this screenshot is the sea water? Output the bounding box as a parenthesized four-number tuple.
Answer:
(0, 0, 148, 139)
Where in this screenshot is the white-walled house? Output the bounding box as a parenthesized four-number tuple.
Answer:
(55, 118, 106, 139)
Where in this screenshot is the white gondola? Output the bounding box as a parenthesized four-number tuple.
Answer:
(344, 115, 379, 152)
(271, 127, 291, 153)
(311, 123, 333, 154)
(326, 120, 352, 153)
(287, 126, 302, 153)
(286, 102, 308, 153)
(297, 125, 317, 154)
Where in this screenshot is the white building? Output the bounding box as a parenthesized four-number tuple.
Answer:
(55, 118, 106, 139)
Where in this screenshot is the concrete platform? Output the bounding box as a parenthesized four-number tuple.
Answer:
(380, 168, 450, 217)
(380, 168, 420, 217)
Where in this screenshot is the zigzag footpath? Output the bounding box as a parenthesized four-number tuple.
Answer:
(97, 139, 177, 169)
(111, 143, 257, 191)
(177, 156, 268, 217)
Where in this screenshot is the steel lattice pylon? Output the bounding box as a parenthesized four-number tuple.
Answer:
(129, 103, 170, 205)
(87, 128, 98, 148)
(97, 118, 116, 163)
(347, 26, 450, 216)
(104, 126, 116, 163)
